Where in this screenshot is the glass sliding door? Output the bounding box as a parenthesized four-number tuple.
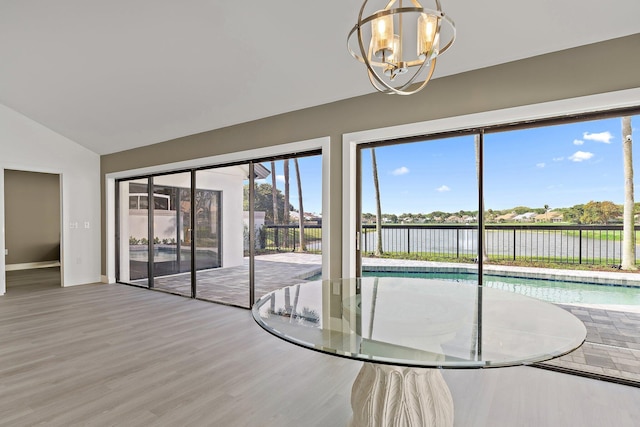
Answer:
(356, 135, 481, 359)
(115, 150, 323, 309)
(151, 172, 193, 297)
(484, 113, 640, 383)
(253, 155, 323, 304)
(195, 166, 249, 307)
(118, 178, 150, 287)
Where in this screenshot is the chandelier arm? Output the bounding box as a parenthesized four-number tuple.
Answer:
(383, 0, 397, 10)
(397, 58, 437, 95)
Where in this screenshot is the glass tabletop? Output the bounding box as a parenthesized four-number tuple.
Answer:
(252, 277, 587, 369)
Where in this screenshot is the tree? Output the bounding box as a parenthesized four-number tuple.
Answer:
(371, 148, 383, 256)
(622, 116, 636, 270)
(284, 159, 291, 246)
(243, 183, 288, 223)
(560, 204, 584, 224)
(294, 158, 306, 251)
(513, 206, 531, 215)
(270, 162, 279, 224)
(580, 201, 621, 224)
(270, 161, 280, 247)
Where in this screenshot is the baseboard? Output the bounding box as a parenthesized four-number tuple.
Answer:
(5, 261, 61, 271)
(101, 275, 115, 284)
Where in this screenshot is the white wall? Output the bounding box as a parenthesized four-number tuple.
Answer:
(195, 167, 246, 268)
(0, 103, 101, 294)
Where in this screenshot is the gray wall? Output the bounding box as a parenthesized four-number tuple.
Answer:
(101, 34, 640, 278)
(4, 169, 60, 265)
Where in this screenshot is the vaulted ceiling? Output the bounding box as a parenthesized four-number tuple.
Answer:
(1, 1, 639, 155)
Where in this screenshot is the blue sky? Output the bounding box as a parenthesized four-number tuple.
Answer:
(259, 115, 639, 216)
(257, 155, 323, 214)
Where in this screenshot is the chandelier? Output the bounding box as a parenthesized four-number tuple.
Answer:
(347, 0, 455, 95)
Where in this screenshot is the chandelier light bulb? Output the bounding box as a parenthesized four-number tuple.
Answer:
(417, 13, 438, 60)
(371, 14, 394, 59)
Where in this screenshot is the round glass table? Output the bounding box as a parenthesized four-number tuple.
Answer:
(252, 277, 587, 427)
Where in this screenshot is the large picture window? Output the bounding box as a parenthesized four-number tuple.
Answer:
(356, 110, 640, 384)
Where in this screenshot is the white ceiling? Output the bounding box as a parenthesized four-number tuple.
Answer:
(1, 1, 639, 155)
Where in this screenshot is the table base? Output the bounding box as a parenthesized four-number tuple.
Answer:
(350, 363, 454, 427)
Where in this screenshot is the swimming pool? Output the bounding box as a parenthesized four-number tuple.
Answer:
(361, 271, 640, 308)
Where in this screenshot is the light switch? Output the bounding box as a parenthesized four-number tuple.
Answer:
(84, 222, 90, 229)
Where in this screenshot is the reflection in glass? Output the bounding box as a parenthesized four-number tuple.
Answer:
(150, 172, 192, 296)
(119, 179, 149, 287)
(253, 278, 586, 368)
(195, 167, 250, 307)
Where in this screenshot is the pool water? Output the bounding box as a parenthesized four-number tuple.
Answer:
(362, 271, 640, 307)
(129, 247, 216, 262)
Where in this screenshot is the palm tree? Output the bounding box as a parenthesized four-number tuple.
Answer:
(294, 158, 306, 251)
(284, 159, 290, 248)
(475, 134, 489, 262)
(621, 116, 636, 270)
(270, 161, 279, 247)
(371, 148, 383, 256)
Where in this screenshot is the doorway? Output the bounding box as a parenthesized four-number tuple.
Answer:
(3, 169, 62, 293)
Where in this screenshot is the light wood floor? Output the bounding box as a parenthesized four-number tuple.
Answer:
(2, 269, 640, 426)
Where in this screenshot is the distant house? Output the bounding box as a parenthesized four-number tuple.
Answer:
(514, 212, 537, 222)
(535, 211, 564, 223)
(446, 215, 462, 223)
(496, 212, 517, 222)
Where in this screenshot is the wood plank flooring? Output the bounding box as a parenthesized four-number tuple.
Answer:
(2, 269, 640, 426)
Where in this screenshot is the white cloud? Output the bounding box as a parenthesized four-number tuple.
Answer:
(573, 139, 584, 146)
(392, 166, 410, 176)
(536, 163, 545, 168)
(583, 131, 613, 144)
(276, 174, 285, 182)
(436, 185, 450, 192)
(255, 178, 268, 184)
(569, 151, 594, 162)
(552, 157, 564, 162)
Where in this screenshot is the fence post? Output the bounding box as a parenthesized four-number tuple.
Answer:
(407, 228, 410, 254)
(456, 228, 460, 258)
(292, 227, 296, 252)
(579, 228, 582, 264)
(363, 228, 367, 253)
(513, 228, 516, 261)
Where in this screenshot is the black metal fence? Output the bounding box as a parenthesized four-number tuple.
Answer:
(260, 224, 322, 252)
(360, 224, 638, 266)
(261, 223, 638, 265)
